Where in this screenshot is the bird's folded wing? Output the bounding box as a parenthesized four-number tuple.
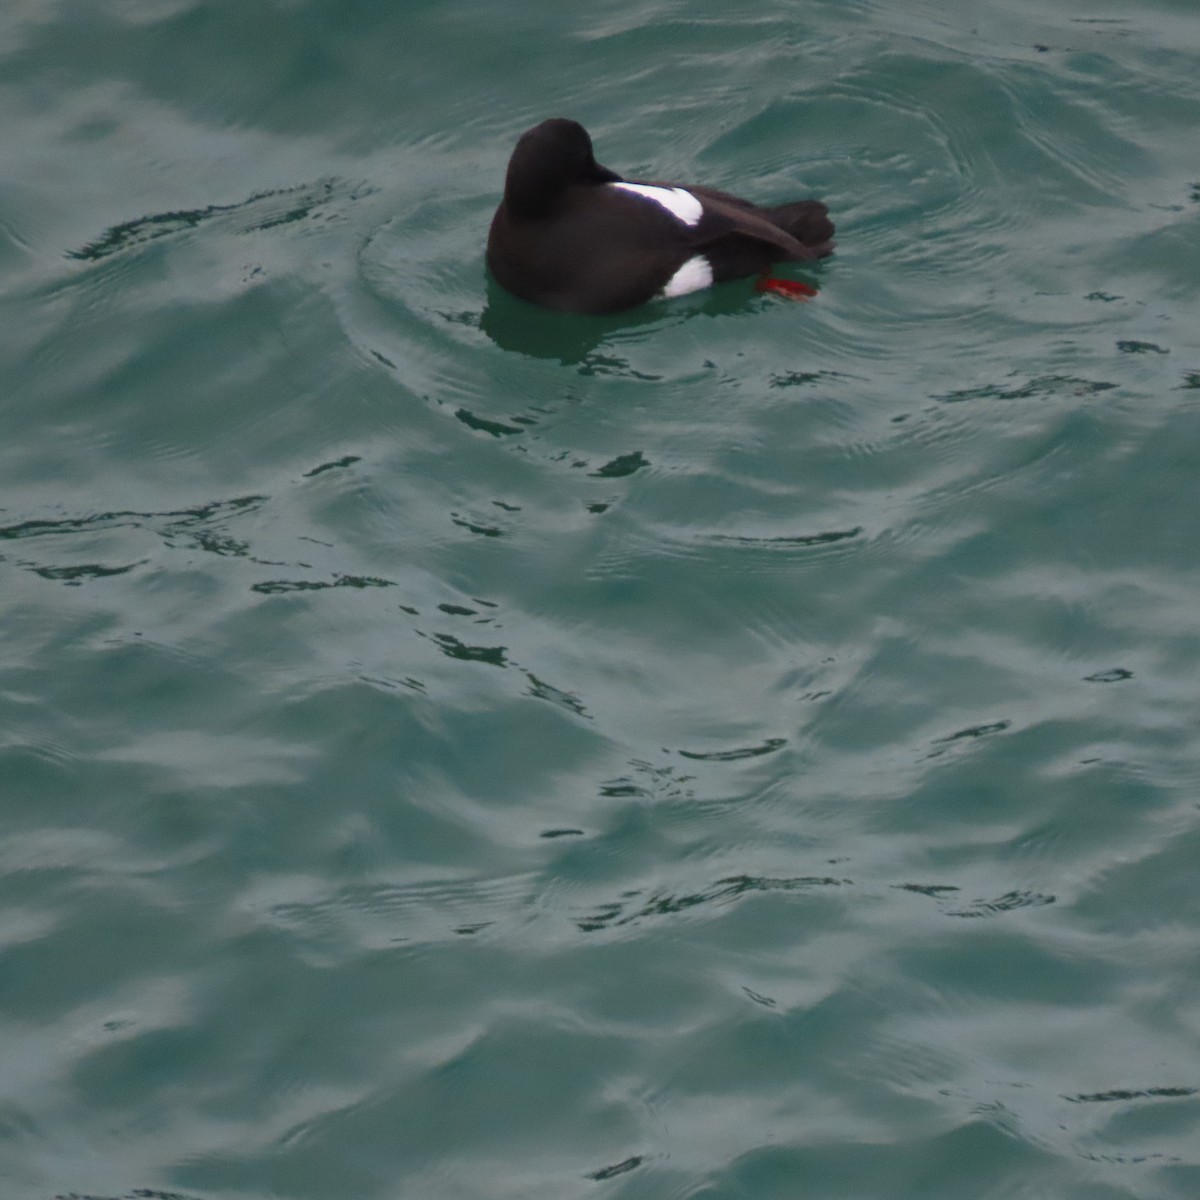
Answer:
(686, 191, 818, 262)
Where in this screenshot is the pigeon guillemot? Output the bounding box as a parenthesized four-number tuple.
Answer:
(486, 118, 834, 315)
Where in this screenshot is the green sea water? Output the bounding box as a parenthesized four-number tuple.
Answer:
(2, 2, 1199, 1198)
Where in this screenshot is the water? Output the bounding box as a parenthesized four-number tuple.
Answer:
(2, 1, 1199, 1198)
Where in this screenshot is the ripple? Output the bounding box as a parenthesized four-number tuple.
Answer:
(944, 890, 1057, 919)
(934, 374, 1119, 403)
(54, 1191, 204, 1200)
(250, 574, 395, 595)
(426, 632, 508, 668)
(585, 1154, 647, 1181)
(303, 455, 362, 478)
(66, 178, 360, 262)
(1066, 1087, 1198, 1104)
(247, 870, 541, 950)
(0, 494, 269, 586)
(576, 873, 849, 933)
(1084, 668, 1134, 684)
(708, 526, 863, 550)
(589, 451, 649, 479)
(926, 720, 1012, 759)
(677, 738, 787, 762)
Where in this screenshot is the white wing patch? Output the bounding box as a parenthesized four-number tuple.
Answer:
(660, 255, 714, 298)
(610, 182, 703, 227)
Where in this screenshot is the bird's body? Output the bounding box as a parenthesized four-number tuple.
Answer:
(486, 118, 834, 314)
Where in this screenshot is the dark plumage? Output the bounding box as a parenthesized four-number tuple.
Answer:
(486, 118, 834, 314)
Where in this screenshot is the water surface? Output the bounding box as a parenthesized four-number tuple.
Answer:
(2, 2, 1199, 1198)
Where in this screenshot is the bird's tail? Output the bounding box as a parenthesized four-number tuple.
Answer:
(765, 200, 835, 256)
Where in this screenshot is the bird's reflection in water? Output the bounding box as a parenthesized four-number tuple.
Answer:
(479, 275, 760, 376)
(479, 277, 642, 364)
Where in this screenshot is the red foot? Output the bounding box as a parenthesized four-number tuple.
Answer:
(755, 276, 818, 300)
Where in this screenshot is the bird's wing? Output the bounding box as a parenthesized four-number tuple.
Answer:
(686, 190, 819, 262)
